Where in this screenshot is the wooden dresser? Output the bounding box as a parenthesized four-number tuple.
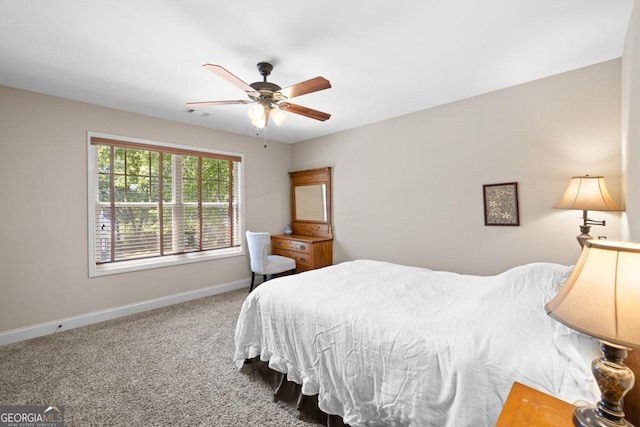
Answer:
(280, 167, 334, 273)
(271, 234, 333, 272)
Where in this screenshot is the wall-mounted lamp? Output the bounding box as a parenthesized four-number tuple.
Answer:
(554, 175, 621, 247)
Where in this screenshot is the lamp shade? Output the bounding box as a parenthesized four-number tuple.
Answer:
(545, 240, 640, 350)
(554, 175, 621, 211)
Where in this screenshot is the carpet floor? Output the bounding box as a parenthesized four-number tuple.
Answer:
(0, 288, 314, 426)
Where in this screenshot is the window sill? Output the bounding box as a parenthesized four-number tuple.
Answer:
(89, 247, 244, 277)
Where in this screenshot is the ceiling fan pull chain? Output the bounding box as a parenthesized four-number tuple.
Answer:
(263, 126, 267, 148)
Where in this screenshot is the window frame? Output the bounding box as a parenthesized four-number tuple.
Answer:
(87, 131, 245, 277)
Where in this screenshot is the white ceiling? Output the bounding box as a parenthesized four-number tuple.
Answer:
(0, 1, 634, 144)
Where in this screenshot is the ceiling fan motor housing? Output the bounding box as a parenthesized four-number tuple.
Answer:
(249, 63, 285, 102)
(249, 81, 284, 102)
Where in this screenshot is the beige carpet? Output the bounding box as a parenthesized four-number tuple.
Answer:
(0, 288, 313, 426)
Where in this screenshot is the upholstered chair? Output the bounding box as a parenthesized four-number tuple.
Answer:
(245, 231, 296, 292)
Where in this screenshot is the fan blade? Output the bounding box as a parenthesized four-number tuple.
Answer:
(279, 102, 331, 121)
(203, 64, 257, 94)
(278, 77, 331, 100)
(187, 100, 252, 107)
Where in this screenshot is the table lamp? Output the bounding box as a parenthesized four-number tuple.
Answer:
(554, 175, 621, 247)
(546, 239, 640, 427)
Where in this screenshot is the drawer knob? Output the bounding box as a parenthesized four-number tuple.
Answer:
(300, 258, 306, 263)
(299, 245, 306, 250)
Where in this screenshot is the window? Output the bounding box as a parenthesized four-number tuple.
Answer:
(88, 133, 244, 276)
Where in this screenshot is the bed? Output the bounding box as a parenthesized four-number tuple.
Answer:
(234, 259, 638, 426)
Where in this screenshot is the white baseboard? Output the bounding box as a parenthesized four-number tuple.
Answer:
(0, 279, 250, 347)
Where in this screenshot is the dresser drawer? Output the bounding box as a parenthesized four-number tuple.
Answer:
(272, 238, 311, 254)
(274, 248, 312, 270)
(271, 235, 332, 272)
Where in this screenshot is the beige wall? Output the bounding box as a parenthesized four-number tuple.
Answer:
(0, 86, 291, 333)
(0, 50, 631, 336)
(292, 60, 623, 275)
(623, 0, 640, 240)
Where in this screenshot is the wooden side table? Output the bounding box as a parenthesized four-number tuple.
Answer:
(495, 382, 576, 427)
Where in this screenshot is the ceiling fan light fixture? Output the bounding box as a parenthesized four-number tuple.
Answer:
(271, 107, 287, 126)
(250, 116, 267, 129)
(248, 103, 268, 128)
(248, 103, 265, 121)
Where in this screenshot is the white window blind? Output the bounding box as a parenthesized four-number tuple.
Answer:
(88, 135, 243, 275)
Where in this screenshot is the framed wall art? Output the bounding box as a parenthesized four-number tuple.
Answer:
(483, 182, 519, 226)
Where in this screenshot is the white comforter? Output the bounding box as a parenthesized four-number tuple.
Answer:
(234, 260, 597, 426)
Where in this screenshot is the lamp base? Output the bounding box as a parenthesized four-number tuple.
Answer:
(574, 406, 634, 427)
(577, 225, 592, 248)
(573, 342, 636, 427)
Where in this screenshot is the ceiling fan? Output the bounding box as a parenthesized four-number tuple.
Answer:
(188, 62, 332, 129)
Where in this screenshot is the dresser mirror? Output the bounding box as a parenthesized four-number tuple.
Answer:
(294, 184, 327, 222)
(289, 167, 332, 238)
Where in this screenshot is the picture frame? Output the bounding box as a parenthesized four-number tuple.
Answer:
(483, 182, 519, 226)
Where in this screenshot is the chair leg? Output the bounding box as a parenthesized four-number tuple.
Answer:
(249, 272, 255, 293)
